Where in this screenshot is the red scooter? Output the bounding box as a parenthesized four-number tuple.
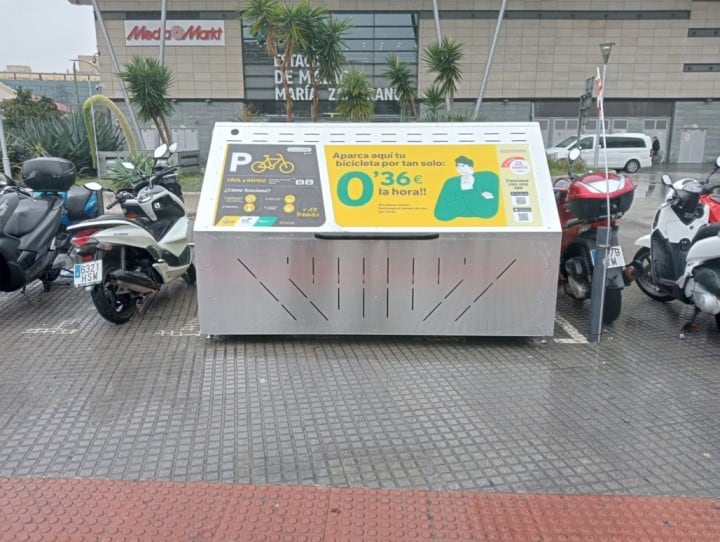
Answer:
(553, 149, 636, 324)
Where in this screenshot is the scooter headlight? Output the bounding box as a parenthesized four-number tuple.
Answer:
(137, 188, 152, 203)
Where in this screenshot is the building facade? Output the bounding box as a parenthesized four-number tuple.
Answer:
(64, 0, 720, 164)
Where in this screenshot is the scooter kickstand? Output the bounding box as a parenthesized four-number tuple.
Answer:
(680, 307, 701, 338)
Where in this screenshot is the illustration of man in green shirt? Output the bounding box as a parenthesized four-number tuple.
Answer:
(434, 155, 499, 221)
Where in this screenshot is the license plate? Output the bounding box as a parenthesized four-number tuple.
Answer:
(74, 260, 102, 287)
(591, 246, 626, 268)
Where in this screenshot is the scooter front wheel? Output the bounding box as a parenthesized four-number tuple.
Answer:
(633, 247, 674, 302)
(90, 259, 137, 324)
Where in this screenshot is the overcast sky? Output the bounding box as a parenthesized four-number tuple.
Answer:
(0, 0, 97, 73)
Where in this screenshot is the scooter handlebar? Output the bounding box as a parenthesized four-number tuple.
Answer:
(106, 189, 135, 209)
(150, 166, 178, 181)
(701, 183, 720, 195)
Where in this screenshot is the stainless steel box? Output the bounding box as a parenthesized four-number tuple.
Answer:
(194, 122, 561, 336)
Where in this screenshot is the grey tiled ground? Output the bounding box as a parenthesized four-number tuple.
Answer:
(0, 276, 719, 498)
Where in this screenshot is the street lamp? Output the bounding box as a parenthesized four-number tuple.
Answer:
(71, 56, 103, 181)
(592, 42, 614, 168)
(600, 42, 614, 66)
(69, 55, 100, 110)
(588, 41, 616, 344)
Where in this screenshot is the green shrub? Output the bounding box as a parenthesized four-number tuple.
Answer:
(106, 152, 153, 189)
(8, 110, 124, 174)
(548, 156, 588, 176)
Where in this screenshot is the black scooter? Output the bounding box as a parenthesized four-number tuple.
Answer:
(0, 157, 102, 293)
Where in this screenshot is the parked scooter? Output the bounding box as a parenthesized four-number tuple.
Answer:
(553, 148, 636, 324)
(130, 142, 183, 202)
(67, 147, 195, 324)
(0, 158, 102, 293)
(632, 157, 720, 331)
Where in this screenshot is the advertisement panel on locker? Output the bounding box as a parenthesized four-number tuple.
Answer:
(207, 139, 549, 231)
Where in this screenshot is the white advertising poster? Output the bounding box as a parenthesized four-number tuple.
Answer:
(125, 20, 225, 46)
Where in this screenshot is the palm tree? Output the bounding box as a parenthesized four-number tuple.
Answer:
(303, 14, 350, 122)
(245, 0, 318, 122)
(422, 37, 463, 111)
(384, 53, 417, 120)
(421, 84, 445, 120)
(272, 0, 315, 121)
(118, 55, 175, 144)
(335, 68, 375, 121)
(244, 0, 280, 59)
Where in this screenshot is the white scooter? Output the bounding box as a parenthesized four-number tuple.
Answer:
(67, 145, 195, 324)
(632, 156, 720, 331)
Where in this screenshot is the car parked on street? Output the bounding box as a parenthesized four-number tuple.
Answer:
(546, 133, 653, 173)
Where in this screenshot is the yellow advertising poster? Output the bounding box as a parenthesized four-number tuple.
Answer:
(325, 144, 542, 227)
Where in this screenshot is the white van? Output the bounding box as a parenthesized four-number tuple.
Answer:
(546, 133, 653, 173)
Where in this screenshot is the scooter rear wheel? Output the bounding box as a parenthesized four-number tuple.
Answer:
(633, 247, 674, 302)
(90, 259, 137, 324)
(182, 263, 196, 285)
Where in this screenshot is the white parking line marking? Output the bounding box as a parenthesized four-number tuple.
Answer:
(554, 315, 589, 344)
(154, 318, 200, 337)
(23, 319, 80, 335)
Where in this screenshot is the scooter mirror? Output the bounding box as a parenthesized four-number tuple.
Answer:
(568, 148, 581, 162)
(84, 181, 103, 192)
(715, 156, 720, 168)
(661, 174, 673, 187)
(168, 142, 178, 154)
(122, 162, 135, 170)
(154, 144, 169, 159)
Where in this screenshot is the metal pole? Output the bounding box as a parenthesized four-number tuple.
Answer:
(159, 0, 168, 65)
(72, 61, 81, 109)
(88, 0, 145, 149)
(592, 106, 601, 168)
(0, 113, 11, 178)
(430, 0, 451, 112)
(472, 0, 508, 120)
(588, 44, 614, 343)
(90, 81, 102, 183)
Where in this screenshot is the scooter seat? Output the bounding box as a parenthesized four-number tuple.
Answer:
(4, 197, 54, 238)
(65, 185, 98, 220)
(692, 222, 720, 244)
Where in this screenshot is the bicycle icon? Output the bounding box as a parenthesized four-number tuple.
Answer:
(250, 153, 295, 174)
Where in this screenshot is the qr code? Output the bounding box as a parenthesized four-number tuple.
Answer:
(513, 207, 532, 222)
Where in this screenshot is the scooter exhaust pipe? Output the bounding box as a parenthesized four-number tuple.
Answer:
(109, 269, 158, 294)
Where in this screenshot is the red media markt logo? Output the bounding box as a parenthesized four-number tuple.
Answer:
(126, 24, 224, 42)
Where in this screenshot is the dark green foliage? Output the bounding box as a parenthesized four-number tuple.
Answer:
(106, 152, 153, 189)
(118, 56, 175, 143)
(1, 87, 62, 132)
(335, 68, 375, 121)
(384, 53, 417, 120)
(421, 84, 445, 119)
(548, 156, 588, 176)
(8, 110, 124, 174)
(422, 37, 464, 110)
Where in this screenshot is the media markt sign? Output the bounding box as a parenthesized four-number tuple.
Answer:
(125, 20, 225, 46)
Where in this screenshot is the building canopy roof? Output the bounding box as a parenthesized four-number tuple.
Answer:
(0, 82, 17, 101)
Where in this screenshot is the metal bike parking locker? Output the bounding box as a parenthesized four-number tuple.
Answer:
(194, 122, 561, 336)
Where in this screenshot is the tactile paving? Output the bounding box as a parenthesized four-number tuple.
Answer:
(1, 477, 719, 541)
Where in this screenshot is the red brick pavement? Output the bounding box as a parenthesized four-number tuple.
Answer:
(1, 477, 719, 541)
